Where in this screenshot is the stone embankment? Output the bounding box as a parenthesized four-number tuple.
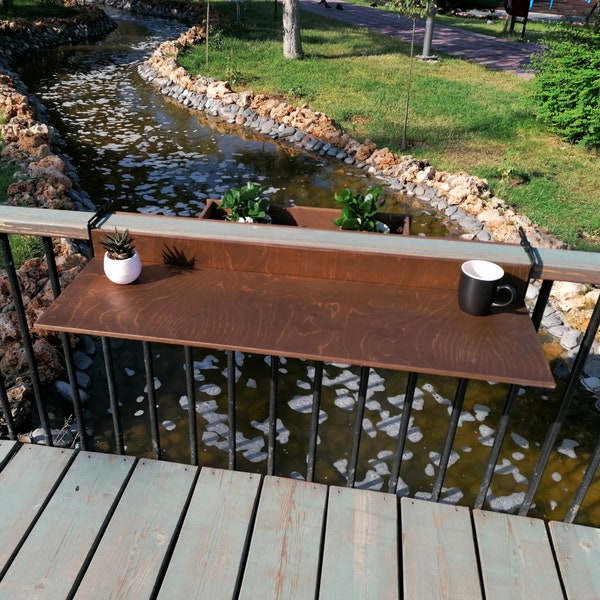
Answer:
(0, 8, 114, 438)
(1, 3, 599, 437)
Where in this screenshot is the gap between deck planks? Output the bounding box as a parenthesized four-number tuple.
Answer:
(1, 443, 600, 599)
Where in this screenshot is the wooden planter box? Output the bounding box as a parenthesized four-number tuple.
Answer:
(199, 199, 411, 235)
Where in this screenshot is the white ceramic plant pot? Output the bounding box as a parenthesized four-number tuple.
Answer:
(103, 250, 142, 285)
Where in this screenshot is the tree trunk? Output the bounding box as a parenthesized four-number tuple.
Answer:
(282, 0, 303, 60)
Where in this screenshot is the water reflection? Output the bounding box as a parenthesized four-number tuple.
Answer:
(14, 9, 453, 236)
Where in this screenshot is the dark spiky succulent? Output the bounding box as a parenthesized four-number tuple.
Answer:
(100, 228, 136, 260)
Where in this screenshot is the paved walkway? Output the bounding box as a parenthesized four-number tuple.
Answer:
(300, 0, 542, 77)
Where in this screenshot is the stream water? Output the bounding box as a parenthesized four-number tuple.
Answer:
(13, 8, 600, 524)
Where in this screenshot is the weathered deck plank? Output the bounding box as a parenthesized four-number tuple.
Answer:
(1, 443, 600, 599)
(0, 451, 135, 599)
(157, 468, 261, 599)
(320, 486, 399, 600)
(401, 497, 482, 599)
(74, 458, 197, 599)
(238, 476, 327, 600)
(474, 509, 564, 600)
(549, 520, 600, 599)
(0, 440, 16, 468)
(0, 444, 73, 574)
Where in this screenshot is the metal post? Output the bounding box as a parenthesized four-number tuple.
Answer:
(184, 346, 198, 466)
(389, 372, 418, 494)
(267, 355, 279, 476)
(475, 384, 519, 509)
(347, 366, 370, 488)
(307, 361, 324, 482)
(42, 237, 88, 450)
(101, 337, 124, 454)
(0, 374, 17, 440)
(0, 233, 52, 443)
(519, 295, 600, 516)
(431, 378, 469, 502)
(418, 0, 438, 60)
(143, 341, 161, 460)
(227, 350, 237, 470)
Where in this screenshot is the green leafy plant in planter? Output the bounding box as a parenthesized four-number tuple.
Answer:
(333, 186, 390, 233)
(220, 182, 272, 223)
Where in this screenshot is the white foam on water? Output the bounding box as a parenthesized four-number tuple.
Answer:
(387, 393, 405, 409)
(125, 368, 135, 376)
(368, 457, 391, 476)
(288, 394, 313, 414)
(487, 492, 525, 514)
(162, 420, 176, 431)
(199, 383, 222, 397)
(407, 425, 422, 443)
(512, 451, 525, 461)
(558, 439, 579, 459)
(296, 380, 311, 391)
(143, 377, 161, 392)
(246, 378, 257, 389)
(179, 395, 189, 410)
(511, 433, 529, 449)
(458, 411, 476, 426)
(552, 472, 562, 482)
(363, 418, 377, 439)
(134, 410, 144, 417)
(473, 404, 491, 421)
(136, 396, 144, 403)
(355, 470, 384, 491)
(334, 389, 355, 410)
(334, 458, 348, 476)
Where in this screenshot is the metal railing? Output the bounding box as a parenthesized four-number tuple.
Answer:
(2, 206, 600, 525)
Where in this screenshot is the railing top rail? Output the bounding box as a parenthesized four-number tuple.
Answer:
(2, 206, 600, 284)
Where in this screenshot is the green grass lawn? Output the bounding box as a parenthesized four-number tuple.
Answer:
(180, 0, 600, 250)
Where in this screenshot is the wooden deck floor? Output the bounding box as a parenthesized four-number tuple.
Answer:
(0, 440, 599, 599)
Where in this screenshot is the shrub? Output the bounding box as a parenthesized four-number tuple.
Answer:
(532, 27, 600, 149)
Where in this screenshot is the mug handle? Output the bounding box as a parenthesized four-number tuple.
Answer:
(492, 284, 516, 308)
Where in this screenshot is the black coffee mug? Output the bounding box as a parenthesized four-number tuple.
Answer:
(458, 260, 516, 316)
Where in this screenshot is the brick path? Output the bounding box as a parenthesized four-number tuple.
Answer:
(300, 0, 542, 77)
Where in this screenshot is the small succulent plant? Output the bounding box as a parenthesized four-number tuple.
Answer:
(100, 228, 136, 260)
(220, 182, 272, 223)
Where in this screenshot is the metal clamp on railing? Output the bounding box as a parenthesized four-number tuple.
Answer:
(87, 200, 114, 257)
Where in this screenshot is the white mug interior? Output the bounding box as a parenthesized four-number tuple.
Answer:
(461, 260, 504, 282)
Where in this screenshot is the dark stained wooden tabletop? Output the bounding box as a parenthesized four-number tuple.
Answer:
(37, 258, 555, 388)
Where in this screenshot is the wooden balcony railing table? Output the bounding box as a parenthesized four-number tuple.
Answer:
(2, 205, 600, 598)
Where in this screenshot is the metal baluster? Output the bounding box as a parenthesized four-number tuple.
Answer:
(267, 355, 279, 476)
(476, 278, 552, 508)
(0, 373, 17, 440)
(227, 350, 237, 471)
(431, 378, 469, 502)
(184, 346, 198, 466)
(143, 341, 161, 460)
(474, 384, 519, 509)
(519, 295, 600, 516)
(531, 279, 554, 331)
(347, 366, 370, 488)
(388, 371, 418, 494)
(564, 436, 600, 523)
(101, 337, 124, 454)
(307, 361, 324, 482)
(0, 233, 52, 443)
(42, 236, 88, 450)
